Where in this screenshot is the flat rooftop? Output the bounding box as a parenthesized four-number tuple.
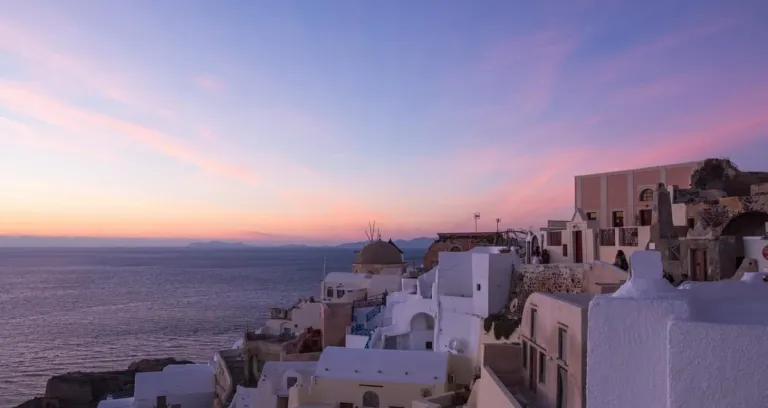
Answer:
(543, 292, 595, 308)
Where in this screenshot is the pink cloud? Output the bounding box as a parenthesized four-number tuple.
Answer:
(194, 75, 226, 93)
(0, 83, 261, 186)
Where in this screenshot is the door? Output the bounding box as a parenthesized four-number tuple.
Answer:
(639, 209, 653, 226)
(528, 347, 537, 393)
(572, 231, 583, 263)
(691, 249, 708, 281)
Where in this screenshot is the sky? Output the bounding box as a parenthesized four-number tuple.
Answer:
(0, 0, 767, 246)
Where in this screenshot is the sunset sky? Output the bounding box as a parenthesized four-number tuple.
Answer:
(1, 0, 767, 245)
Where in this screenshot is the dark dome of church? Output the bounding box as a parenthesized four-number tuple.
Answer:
(355, 240, 403, 265)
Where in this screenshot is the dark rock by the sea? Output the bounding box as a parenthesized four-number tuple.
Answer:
(14, 358, 195, 408)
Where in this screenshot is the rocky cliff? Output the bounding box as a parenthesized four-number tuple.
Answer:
(14, 358, 194, 408)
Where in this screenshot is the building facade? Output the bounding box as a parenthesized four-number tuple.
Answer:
(574, 160, 702, 229)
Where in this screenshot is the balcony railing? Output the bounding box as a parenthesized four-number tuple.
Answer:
(352, 293, 386, 309)
(599, 227, 640, 247)
(619, 227, 639, 246)
(599, 228, 616, 246)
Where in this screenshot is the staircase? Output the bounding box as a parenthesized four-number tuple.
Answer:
(365, 304, 384, 322)
(218, 350, 247, 408)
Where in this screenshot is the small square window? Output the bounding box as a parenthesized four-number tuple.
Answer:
(425, 341, 433, 350)
(476, 284, 481, 291)
(586, 212, 597, 220)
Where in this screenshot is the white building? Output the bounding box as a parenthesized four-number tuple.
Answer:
(229, 361, 317, 408)
(349, 247, 519, 385)
(133, 364, 215, 408)
(587, 250, 768, 408)
(322, 271, 402, 304)
(97, 364, 214, 408)
(288, 347, 454, 408)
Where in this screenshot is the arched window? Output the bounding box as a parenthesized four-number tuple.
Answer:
(639, 189, 654, 202)
(363, 390, 380, 407)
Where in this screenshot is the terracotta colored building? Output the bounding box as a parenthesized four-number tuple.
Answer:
(423, 232, 506, 269)
(575, 160, 702, 228)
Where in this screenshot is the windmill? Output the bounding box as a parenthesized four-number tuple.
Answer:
(473, 212, 481, 232)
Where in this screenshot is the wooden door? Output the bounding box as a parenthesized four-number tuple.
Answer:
(529, 347, 537, 393)
(572, 231, 584, 263)
(639, 209, 653, 226)
(691, 249, 708, 281)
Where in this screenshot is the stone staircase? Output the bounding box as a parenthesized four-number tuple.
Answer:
(217, 349, 247, 408)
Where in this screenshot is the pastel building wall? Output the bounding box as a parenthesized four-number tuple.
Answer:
(288, 347, 452, 408)
(575, 161, 701, 228)
(587, 250, 768, 408)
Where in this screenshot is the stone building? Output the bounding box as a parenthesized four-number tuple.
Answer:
(423, 232, 507, 269)
(352, 239, 406, 274)
(649, 158, 768, 281)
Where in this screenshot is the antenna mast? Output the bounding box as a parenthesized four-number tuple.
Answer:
(473, 212, 481, 232)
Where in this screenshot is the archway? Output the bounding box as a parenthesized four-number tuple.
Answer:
(721, 211, 768, 237)
(410, 312, 435, 330)
(408, 313, 435, 350)
(719, 211, 768, 279)
(363, 390, 380, 408)
(449, 245, 462, 252)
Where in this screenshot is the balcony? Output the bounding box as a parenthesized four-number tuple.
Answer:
(269, 308, 292, 320)
(597, 226, 650, 262)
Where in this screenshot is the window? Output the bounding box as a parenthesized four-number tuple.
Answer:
(547, 231, 562, 246)
(362, 390, 380, 408)
(476, 283, 482, 291)
(586, 212, 597, 220)
(612, 210, 625, 227)
(156, 396, 167, 408)
(340, 403, 354, 408)
(687, 218, 695, 229)
(530, 309, 537, 340)
(562, 244, 568, 257)
(522, 341, 528, 368)
(557, 367, 568, 408)
(538, 351, 546, 384)
(557, 327, 567, 362)
(448, 374, 455, 384)
(336, 289, 345, 299)
(639, 188, 654, 202)
(326, 286, 333, 298)
(286, 376, 298, 389)
(425, 341, 433, 350)
(282, 327, 292, 335)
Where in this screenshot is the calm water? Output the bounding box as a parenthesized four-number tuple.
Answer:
(0, 247, 425, 406)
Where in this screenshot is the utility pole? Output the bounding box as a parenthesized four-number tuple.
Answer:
(473, 212, 481, 232)
(496, 218, 501, 233)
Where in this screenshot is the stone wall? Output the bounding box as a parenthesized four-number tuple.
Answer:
(510, 264, 584, 314)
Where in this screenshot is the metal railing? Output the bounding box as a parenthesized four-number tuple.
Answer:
(619, 227, 639, 246)
(599, 228, 616, 246)
(352, 293, 386, 309)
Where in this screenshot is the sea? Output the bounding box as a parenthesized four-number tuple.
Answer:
(0, 246, 426, 407)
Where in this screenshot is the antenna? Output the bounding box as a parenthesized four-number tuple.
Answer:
(473, 212, 481, 232)
(496, 218, 501, 233)
(323, 256, 327, 281)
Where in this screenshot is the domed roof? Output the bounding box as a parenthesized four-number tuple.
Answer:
(355, 240, 404, 265)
